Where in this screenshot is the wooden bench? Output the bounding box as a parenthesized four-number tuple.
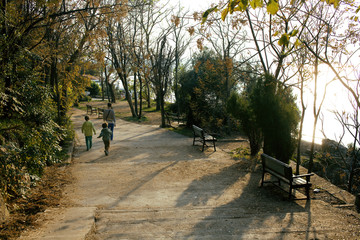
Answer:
(86, 105, 97, 115)
(192, 125, 217, 152)
(97, 108, 104, 118)
(86, 105, 92, 114)
(261, 153, 314, 200)
(165, 112, 186, 126)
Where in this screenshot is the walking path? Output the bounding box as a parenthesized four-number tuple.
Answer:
(19, 107, 360, 239)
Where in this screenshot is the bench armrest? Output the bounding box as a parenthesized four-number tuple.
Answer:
(205, 131, 220, 137)
(293, 173, 314, 178)
(293, 173, 314, 182)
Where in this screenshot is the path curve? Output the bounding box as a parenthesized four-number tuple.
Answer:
(19, 108, 360, 239)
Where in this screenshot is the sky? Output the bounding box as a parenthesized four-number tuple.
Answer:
(171, 0, 214, 11)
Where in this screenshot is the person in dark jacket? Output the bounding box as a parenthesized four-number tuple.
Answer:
(103, 102, 116, 140)
(98, 123, 112, 156)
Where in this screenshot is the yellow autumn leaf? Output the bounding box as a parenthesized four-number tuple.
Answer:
(322, 0, 340, 8)
(229, 0, 237, 13)
(221, 8, 229, 21)
(250, 0, 263, 9)
(267, 0, 279, 15)
(294, 38, 301, 48)
(290, 29, 298, 36)
(242, 0, 250, 9)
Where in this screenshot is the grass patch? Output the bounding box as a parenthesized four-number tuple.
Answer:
(123, 116, 148, 122)
(168, 126, 193, 137)
(231, 147, 251, 160)
(143, 106, 158, 112)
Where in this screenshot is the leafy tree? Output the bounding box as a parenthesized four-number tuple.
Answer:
(203, 0, 359, 165)
(86, 82, 101, 97)
(177, 49, 234, 132)
(227, 91, 263, 156)
(251, 73, 300, 163)
(196, 13, 248, 100)
(177, 66, 197, 126)
(0, 79, 65, 199)
(0, 0, 129, 200)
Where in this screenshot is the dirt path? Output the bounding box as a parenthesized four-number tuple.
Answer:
(19, 106, 360, 239)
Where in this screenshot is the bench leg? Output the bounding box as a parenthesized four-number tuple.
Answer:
(306, 186, 310, 199)
(202, 141, 205, 152)
(261, 171, 265, 187)
(213, 140, 216, 151)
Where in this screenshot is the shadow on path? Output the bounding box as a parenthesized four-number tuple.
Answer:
(175, 157, 315, 239)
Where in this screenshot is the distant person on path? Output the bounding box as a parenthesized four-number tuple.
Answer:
(81, 115, 96, 151)
(98, 123, 112, 156)
(103, 102, 116, 140)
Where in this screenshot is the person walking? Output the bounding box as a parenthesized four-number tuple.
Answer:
(103, 102, 116, 140)
(81, 115, 96, 151)
(98, 123, 112, 156)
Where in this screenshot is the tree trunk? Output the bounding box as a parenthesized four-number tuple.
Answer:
(348, 126, 359, 193)
(296, 72, 307, 175)
(138, 71, 143, 119)
(308, 56, 320, 174)
(147, 81, 151, 108)
(156, 92, 161, 111)
(100, 69, 105, 101)
(160, 90, 166, 128)
(134, 72, 138, 116)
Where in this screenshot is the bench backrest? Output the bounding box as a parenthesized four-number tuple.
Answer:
(192, 125, 204, 138)
(261, 153, 292, 183)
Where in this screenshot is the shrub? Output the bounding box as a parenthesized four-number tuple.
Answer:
(176, 49, 234, 132)
(227, 91, 263, 156)
(251, 74, 300, 163)
(86, 82, 101, 97)
(0, 82, 70, 199)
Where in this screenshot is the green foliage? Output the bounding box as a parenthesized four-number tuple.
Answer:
(0, 80, 70, 199)
(266, 0, 279, 15)
(231, 147, 251, 160)
(78, 95, 92, 102)
(177, 49, 234, 132)
(86, 82, 101, 97)
(178, 50, 232, 131)
(251, 73, 300, 163)
(168, 126, 194, 138)
(227, 91, 263, 156)
(204, 0, 341, 22)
